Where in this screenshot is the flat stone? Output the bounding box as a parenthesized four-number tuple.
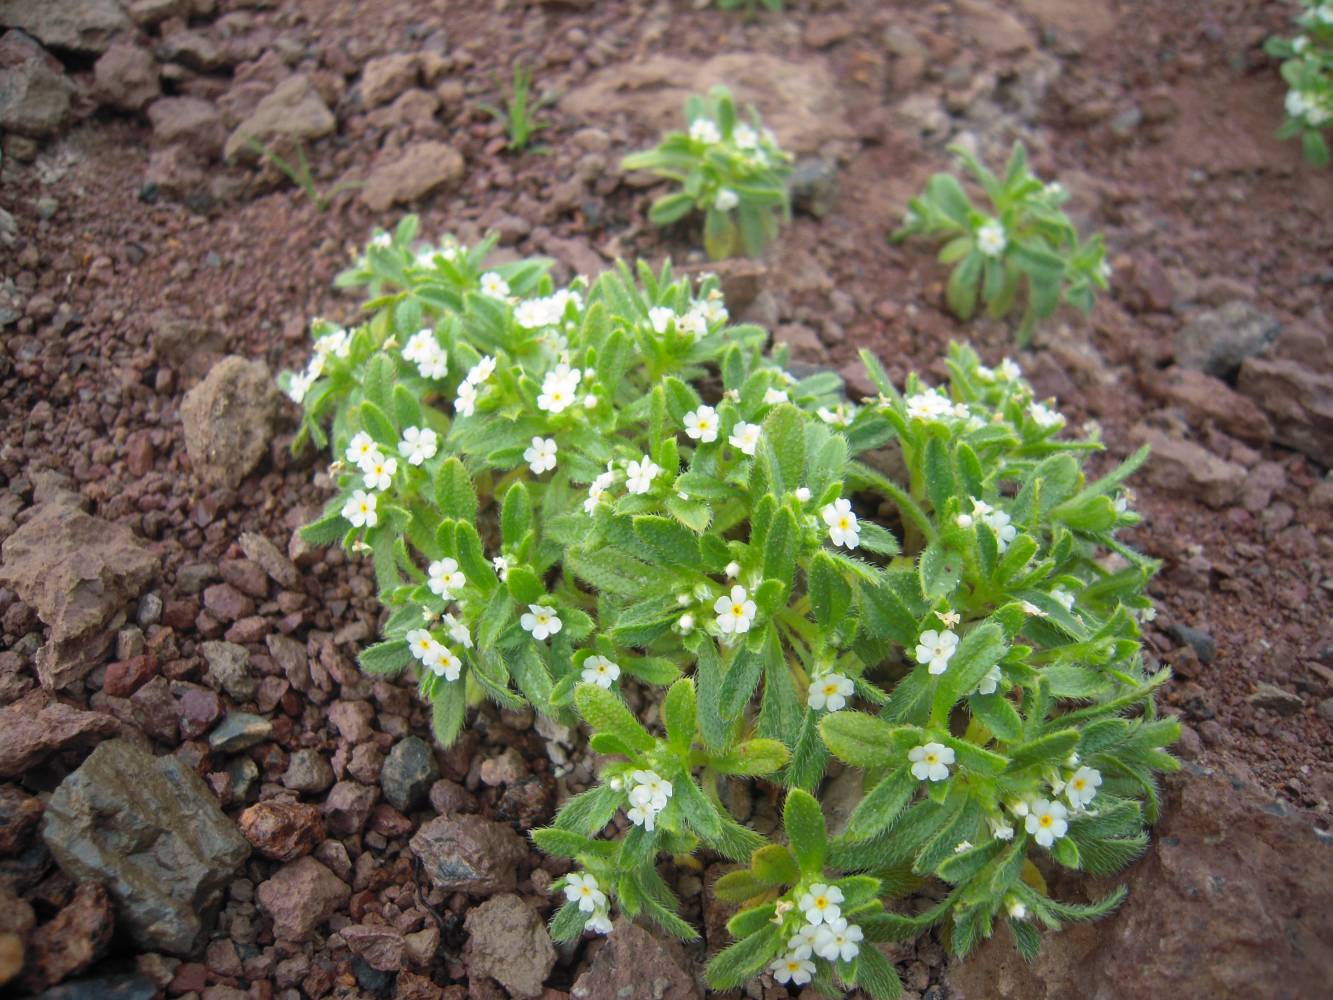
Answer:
(207, 713, 272, 753)
(1175, 301, 1281, 378)
(464, 894, 555, 999)
(0, 691, 118, 780)
(282, 748, 334, 795)
(409, 814, 527, 896)
(223, 74, 335, 162)
(569, 917, 700, 1000)
(238, 800, 325, 862)
(360, 53, 418, 108)
(41, 739, 250, 956)
(341, 923, 406, 973)
(255, 856, 349, 942)
(360, 141, 465, 212)
(1247, 682, 1304, 717)
(238, 532, 301, 590)
(1131, 425, 1246, 510)
(322, 780, 376, 837)
(199, 641, 256, 702)
(94, 41, 159, 112)
(0, 32, 75, 138)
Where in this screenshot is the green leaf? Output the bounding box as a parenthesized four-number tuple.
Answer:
(431, 689, 465, 746)
(720, 644, 765, 722)
(969, 692, 1023, 742)
(930, 623, 1007, 723)
(674, 773, 724, 842)
(714, 868, 774, 902)
(856, 944, 904, 1000)
(924, 437, 955, 517)
(783, 788, 827, 877)
(810, 552, 852, 631)
(946, 252, 983, 320)
(761, 404, 805, 491)
(649, 192, 696, 225)
(548, 899, 591, 943)
(633, 515, 701, 567)
(1006, 729, 1080, 771)
(505, 565, 545, 606)
(574, 683, 656, 753)
(762, 507, 800, 591)
(846, 766, 917, 842)
(453, 521, 498, 592)
(751, 844, 799, 886)
(554, 783, 621, 835)
(500, 481, 532, 548)
(919, 542, 963, 601)
(359, 399, 397, 446)
(727, 902, 778, 938)
(713, 738, 791, 776)
(663, 677, 697, 754)
(821, 711, 909, 769)
(705, 925, 782, 990)
(358, 639, 411, 675)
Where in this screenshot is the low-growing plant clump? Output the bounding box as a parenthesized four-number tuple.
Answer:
(893, 143, 1111, 345)
(1266, 0, 1333, 166)
(622, 85, 792, 260)
(281, 219, 1176, 997)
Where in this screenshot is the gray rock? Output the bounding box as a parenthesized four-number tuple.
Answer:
(322, 780, 376, 837)
(179, 356, 280, 490)
(380, 736, 439, 812)
(283, 748, 334, 795)
(0, 0, 131, 54)
(360, 141, 465, 212)
(41, 739, 250, 956)
(0, 30, 74, 138)
(788, 157, 839, 218)
(207, 712, 272, 753)
(199, 641, 256, 702)
(93, 41, 159, 112)
(1165, 623, 1216, 664)
(409, 814, 527, 895)
(223, 74, 335, 162)
(29, 972, 156, 1000)
(1175, 302, 1281, 378)
(1247, 683, 1304, 717)
(360, 53, 418, 108)
(464, 894, 556, 999)
(238, 532, 301, 590)
(0, 502, 159, 689)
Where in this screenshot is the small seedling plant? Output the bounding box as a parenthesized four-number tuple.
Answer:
(284, 218, 1176, 997)
(622, 85, 792, 260)
(892, 143, 1111, 345)
(715, 0, 784, 15)
(1266, 0, 1333, 166)
(479, 63, 552, 153)
(242, 136, 362, 211)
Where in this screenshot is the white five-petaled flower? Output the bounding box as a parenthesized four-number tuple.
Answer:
(467, 356, 496, 384)
(983, 507, 1018, 552)
(915, 629, 960, 676)
(683, 405, 719, 443)
(905, 389, 955, 422)
(689, 117, 721, 144)
(564, 872, 607, 914)
(976, 664, 1003, 696)
(427, 644, 462, 681)
(342, 490, 377, 528)
(630, 770, 672, 810)
(479, 271, 509, 299)
(770, 956, 816, 986)
(1025, 798, 1069, 847)
(976, 219, 1008, 258)
(427, 558, 466, 598)
(442, 613, 472, 649)
(400, 426, 438, 466)
(1029, 401, 1064, 429)
(787, 924, 820, 960)
(763, 387, 789, 405)
(362, 452, 397, 491)
(1065, 766, 1102, 809)
(520, 604, 562, 641)
(998, 357, 1022, 381)
(346, 431, 378, 470)
(714, 584, 757, 635)
(404, 328, 449, 380)
(524, 436, 558, 475)
(822, 498, 860, 549)
(538, 364, 582, 414)
(814, 918, 863, 962)
(455, 380, 478, 417)
(625, 455, 661, 495)
(406, 628, 440, 663)
(807, 673, 855, 712)
(648, 306, 675, 334)
(581, 655, 621, 689)
(729, 421, 761, 456)
(285, 371, 314, 403)
(797, 884, 844, 926)
(909, 741, 955, 782)
(714, 187, 739, 212)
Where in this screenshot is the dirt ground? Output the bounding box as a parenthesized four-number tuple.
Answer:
(1, 0, 1330, 998)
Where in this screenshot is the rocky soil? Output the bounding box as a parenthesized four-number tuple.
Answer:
(0, 0, 1330, 998)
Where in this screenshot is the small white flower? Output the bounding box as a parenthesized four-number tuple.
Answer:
(626, 801, 657, 830)
(810, 922, 863, 965)
(905, 389, 954, 422)
(346, 432, 377, 470)
(370, 232, 391, 249)
(479, 272, 510, 299)
(787, 924, 819, 960)
(714, 187, 739, 212)
(683, 405, 719, 443)
(400, 426, 438, 466)
(770, 956, 815, 986)
(585, 908, 613, 935)
(1025, 798, 1069, 848)
(818, 404, 855, 428)
(677, 613, 695, 633)
(976, 664, 1003, 696)
(1029, 401, 1064, 429)
(406, 629, 440, 663)
(524, 436, 558, 475)
(689, 118, 721, 144)
(1007, 795, 1035, 818)
(983, 508, 1018, 552)
(794, 487, 812, 503)
(976, 219, 1007, 258)
(1065, 766, 1102, 809)
(443, 613, 472, 649)
(714, 584, 757, 635)
(427, 644, 462, 681)
(467, 356, 496, 384)
(728, 421, 761, 456)
(733, 123, 759, 148)
(1051, 587, 1076, 612)
(1005, 895, 1027, 921)
(342, 489, 378, 528)
(724, 561, 740, 579)
(492, 555, 511, 581)
(564, 873, 607, 914)
(645, 307, 674, 336)
(625, 455, 661, 495)
(456, 380, 478, 417)
(909, 741, 955, 782)
(915, 629, 960, 676)
(630, 770, 673, 811)
(538, 364, 582, 414)
(807, 673, 855, 712)
(998, 357, 1022, 381)
(954, 840, 973, 854)
(286, 371, 314, 403)
(520, 604, 562, 641)
(798, 884, 844, 927)
(582, 655, 621, 689)
(990, 817, 1015, 841)
(763, 387, 788, 405)
(428, 558, 466, 598)
(361, 452, 396, 491)
(822, 498, 860, 549)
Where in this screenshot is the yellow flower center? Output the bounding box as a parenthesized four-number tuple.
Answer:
(838, 517, 850, 530)
(823, 683, 838, 695)
(925, 753, 938, 765)
(1073, 779, 1086, 790)
(814, 897, 827, 910)
(1039, 815, 1053, 828)
(732, 604, 745, 616)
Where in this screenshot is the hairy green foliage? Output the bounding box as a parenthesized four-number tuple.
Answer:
(1266, 1, 1333, 166)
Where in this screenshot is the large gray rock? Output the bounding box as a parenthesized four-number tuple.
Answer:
(0, 30, 74, 138)
(0, 501, 159, 689)
(223, 74, 335, 161)
(41, 739, 250, 956)
(1174, 301, 1281, 378)
(179, 356, 280, 489)
(409, 814, 527, 895)
(464, 894, 556, 999)
(0, 0, 131, 54)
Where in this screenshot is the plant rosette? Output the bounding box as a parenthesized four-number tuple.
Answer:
(1266, 0, 1333, 166)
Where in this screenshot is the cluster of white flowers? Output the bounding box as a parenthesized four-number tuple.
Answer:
(583, 465, 619, 514)
(714, 584, 757, 636)
(514, 288, 583, 330)
(821, 498, 860, 549)
(624, 769, 672, 831)
(902, 388, 986, 432)
(688, 117, 721, 145)
(807, 672, 854, 712)
(974, 357, 1023, 383)
(581, 654, 621, 688)
(455, 355, 496, 418)
(769, 884, 863, 984)
(817, 402, 856, 428)
(400, 426, 439, 465)
(1285, 88, 1332, 126)
(403, 328, 449, 380)
(520, 603, 562, 641)
(1028, 400, 1064, 429)
(286, 324, 353, 402)
(909, 741, 954, 781)
(537, 363, 583, 414)
(976, 219, 1008, 257)
(564, 872, 612, 935)
(998, 758, 1103, 850)
(405, 626, 462, 681)
(954, 497, 1018, 552)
